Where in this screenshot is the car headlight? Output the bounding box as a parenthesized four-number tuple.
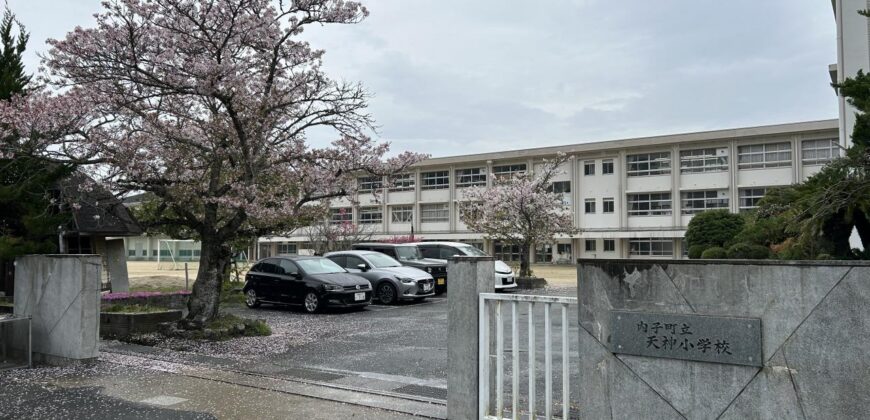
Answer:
(398, 277, 415, 284)
(323, 284, 343, 292)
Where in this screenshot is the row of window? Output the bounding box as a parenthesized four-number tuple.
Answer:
(127, 249, 201, 257)
(333, 203, 453, 225)
(337, 187, 772, 225)
(356, 139, 838, 194)
(624, 139, 839, 177)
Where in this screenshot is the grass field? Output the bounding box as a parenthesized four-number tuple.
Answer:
(126, 261, 577, 291)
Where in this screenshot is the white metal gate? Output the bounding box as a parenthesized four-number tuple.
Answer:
(479, 293, 577, 419)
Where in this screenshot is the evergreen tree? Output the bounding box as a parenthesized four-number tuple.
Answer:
(0, 6, 71, 259)
(0, 6, 30, 100)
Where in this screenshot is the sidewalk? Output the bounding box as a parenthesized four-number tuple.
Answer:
(0, 357, 431, 420)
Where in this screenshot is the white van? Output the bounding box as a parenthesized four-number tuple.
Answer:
(409, 242, 518, 290)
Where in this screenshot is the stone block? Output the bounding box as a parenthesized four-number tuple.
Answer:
(577, 259, 870, 420)
(14, 255, 101, 363)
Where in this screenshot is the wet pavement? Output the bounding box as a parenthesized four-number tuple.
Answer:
(0, 359, 420, 419)
(2, 286, 578, 419)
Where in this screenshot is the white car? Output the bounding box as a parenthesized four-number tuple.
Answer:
(410, 242, 518, 290)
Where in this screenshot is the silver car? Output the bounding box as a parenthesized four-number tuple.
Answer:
(324, 250, 436, 304)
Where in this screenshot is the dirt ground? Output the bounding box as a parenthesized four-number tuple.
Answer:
(125, 261, 577, 291)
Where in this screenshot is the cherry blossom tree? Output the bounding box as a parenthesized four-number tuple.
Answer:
(1, 0, 424, 323)
(302, 208, 373, 255)
(459, 154, 576, 278)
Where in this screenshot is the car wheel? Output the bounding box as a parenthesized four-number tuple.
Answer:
(377, 283, 397, 305)
(303, 291, 321, 313)
(245, 289, 261, 308)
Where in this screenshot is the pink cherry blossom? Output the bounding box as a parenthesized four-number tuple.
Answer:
(1, 0, 425, 322)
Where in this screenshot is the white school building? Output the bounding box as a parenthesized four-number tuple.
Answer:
(258, 119, 842, 263)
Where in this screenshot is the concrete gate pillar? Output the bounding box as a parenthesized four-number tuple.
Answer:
(447, 256, 495, 419)
(14, 255, 101, 364)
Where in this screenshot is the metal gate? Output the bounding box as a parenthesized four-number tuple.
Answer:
(479, 293, 577, 419)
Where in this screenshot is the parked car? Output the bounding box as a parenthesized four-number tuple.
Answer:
(411, 242, 518, 290)
(350, 243, 448, 294)
(243, 256, 372, 313)
(324, 250, 435, 304)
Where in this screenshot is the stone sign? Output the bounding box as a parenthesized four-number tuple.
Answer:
(610, 310, 762, 367)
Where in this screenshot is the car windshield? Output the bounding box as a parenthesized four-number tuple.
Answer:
(457, 245, 489, 257)
(366, 253, 402, 268)
(296, 258, 346, 274)
(394, 246, 422, 261)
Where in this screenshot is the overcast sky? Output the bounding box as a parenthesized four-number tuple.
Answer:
(8, 1, 838, 157)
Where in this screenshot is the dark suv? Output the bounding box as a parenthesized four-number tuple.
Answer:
(351, 243, 448, 294)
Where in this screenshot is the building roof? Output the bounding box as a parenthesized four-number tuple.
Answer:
(413, 119, 838, 167)
(59, 172, 143, 236)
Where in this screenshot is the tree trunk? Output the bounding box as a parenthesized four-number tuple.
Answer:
(519, 242, 531, 278)
(186, 235, 232, 323)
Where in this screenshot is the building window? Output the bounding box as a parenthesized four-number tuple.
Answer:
(128, 249, 136, 257)
(331, 207, 352, 224)
(603, 197, 615, 213)
(420, 203, 449, 223)
(557, 243, 572, 257)
(603, 239, 615, 252)
(390, 205, 414, 223)
(277, 243, 297, 255)
(739, 188, 767, 212)
(680, 148, 728, 173)
(358, 207, 383, 224)
(627, 152, 671, 176)
(629, 238, 674, 256)
(492, 163, 527, 180)
(801, 139, 840, 165)
(585, 239, 597, 252)
(390, 173, 415, 192)
(584, 198, 596, 214)
(456, 168, 487, 188)
(584, 160, 595, 176)
(737, 142, 792, 169)
(421, 170, 450, 190)
(535, 244, 553, 263)
(358, 176, 383, 194)
(627, 193, 672, 216)
(548, 180, 571, 194)
(494, 241, 522, 262)
(602, 159, 614, 175)
(681, 190, 729, 214)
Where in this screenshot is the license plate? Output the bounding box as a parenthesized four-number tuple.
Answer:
(437, 278, 445, 285)
(423, 283, 432, 292)
(505, 277, 513, 284)
(354, 292, 365, 301)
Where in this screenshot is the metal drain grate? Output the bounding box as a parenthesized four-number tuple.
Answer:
(278, 367, 345, 382)
(393, 384, 448, 400)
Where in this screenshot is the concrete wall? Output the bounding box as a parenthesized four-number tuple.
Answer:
(577, 259, 870, 419)
(14, 255, 101, 364)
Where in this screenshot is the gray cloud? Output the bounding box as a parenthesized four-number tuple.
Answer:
(10, 0, 838, 157)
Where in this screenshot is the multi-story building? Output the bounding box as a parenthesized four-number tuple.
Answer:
(259, 119, 841, 263)
(831, 0, 870, 147)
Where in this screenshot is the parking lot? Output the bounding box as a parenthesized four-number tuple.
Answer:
(232, 286, 578, 410)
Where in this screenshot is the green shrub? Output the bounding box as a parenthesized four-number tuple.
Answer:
(700, 247, 728, 259)
(726, 243, 771, 260)
(685, 210, 746, 250)
(815, 253, 834, 260)
(687, 244, 707, 259)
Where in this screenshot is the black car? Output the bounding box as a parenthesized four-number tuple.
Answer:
(350, 243, 448, 294)
(243, 256, 372, 313)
